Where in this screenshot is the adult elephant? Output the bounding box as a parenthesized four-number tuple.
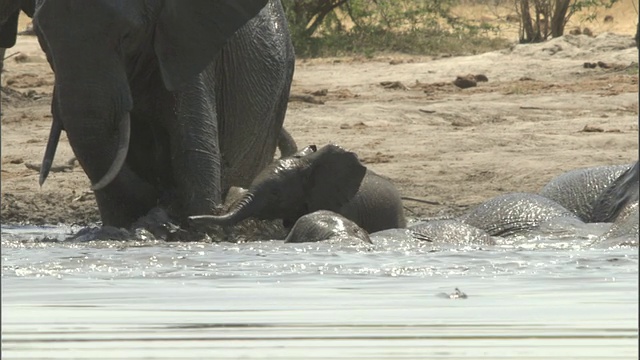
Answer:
(0, 0, 34, 73)
(190, 144, 407, 233)
(33, 0, 295, 228)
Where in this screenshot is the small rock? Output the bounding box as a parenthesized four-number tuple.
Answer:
(597, 61, 612, 69)
(340, 122, 368, 130)
(380, 81, 409, 90)
(582, 27, 593, 37)
(311, 89, 328, 96)
(453, 75, 477, 89)
(474, 74, 489, 82)
(13, 54, 29, 63)
(583, 62, 598, 69)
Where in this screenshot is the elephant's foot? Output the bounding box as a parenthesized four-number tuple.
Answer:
(189, 215, 288, 242)
(131, 207, 215, 242)
(69, 207, 287, 242)
(66, 207, 208, 242)
(67, 225, 132, 242)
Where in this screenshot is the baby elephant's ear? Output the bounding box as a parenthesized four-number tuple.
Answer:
(154, 0, 268, 91)
(305, 144, 367, 213)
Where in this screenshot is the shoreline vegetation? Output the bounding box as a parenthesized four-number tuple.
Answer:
(282, 0, 635, 58)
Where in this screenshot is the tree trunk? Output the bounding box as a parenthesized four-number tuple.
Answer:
(519, 0, 536, 43)
(551, 0, 571, 37)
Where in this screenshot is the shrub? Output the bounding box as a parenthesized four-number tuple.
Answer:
(281, 0, 508, 57)
(514, 0, 618, 43)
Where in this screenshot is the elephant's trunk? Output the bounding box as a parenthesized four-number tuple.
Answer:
(189, 192, 262, 227)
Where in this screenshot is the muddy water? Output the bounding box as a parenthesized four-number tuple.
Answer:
(2, 225, 637, 359)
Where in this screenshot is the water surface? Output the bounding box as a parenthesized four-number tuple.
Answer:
(2, 225, 637, 359)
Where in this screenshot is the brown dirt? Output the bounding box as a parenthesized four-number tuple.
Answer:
(1, 31, 638, 226)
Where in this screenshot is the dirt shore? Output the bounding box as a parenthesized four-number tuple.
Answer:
(1, 31, 638, 226)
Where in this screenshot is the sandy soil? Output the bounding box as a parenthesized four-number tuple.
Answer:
(1, 27, 638, 226)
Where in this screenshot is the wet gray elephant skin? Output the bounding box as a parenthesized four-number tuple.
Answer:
(33, 0, 295, 229)
(539, 163, 632, 221)
(590, 161, 639, 223)
(458, 192, 580, 237)
(277, 128, 298, 158)
(284, 210, 372, 244)
(408, 219, 495, 245)
(597, 202, 639, 245)
(190, 144, 407, 234)
(0, 0, 34, 73)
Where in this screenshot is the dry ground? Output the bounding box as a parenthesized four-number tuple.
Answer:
(1, 21, 638, 226)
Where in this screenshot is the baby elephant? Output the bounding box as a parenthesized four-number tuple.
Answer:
(190, 144, 406, 233)
(284, 210, 372, 244)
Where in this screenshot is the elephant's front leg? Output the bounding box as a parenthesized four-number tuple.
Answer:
(166, 68, 222, 223)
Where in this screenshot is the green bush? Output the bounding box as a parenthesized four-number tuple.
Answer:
(281, 0, 509, 57)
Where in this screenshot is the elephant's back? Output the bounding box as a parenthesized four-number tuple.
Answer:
(539, 164, 631, 221)
(458, 192, 579, 237)
(409, 219, 495, 245)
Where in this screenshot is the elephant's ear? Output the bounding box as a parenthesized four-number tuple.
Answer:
(154, 0, 268, 91)
(304, 144, 367, 213)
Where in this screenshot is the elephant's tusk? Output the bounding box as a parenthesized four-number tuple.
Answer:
(91, 113, 131, 191)
(39, 117, 63, 186)
(188, 215, 218, 221)
(188, 214, 233, 228)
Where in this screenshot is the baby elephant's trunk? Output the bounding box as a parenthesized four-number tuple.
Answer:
(188, 192, 259, 228)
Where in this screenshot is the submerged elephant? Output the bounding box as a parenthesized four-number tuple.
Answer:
(33, 0, 295, 229)
(408, 219, 496, 245)
(190, 144, 407, 233)
(590, 161, 639, 223)
(284, 210, 372, 244)
(597, 202, 639, 245)
(458, 192, 580, 237)
(539, 163, 632, 221)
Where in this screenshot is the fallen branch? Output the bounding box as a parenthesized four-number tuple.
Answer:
(24, 157, 77, 173)
(401, 196, 441, 205)
(289, 94, 325, 105)
(3, 52, 21, 61)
